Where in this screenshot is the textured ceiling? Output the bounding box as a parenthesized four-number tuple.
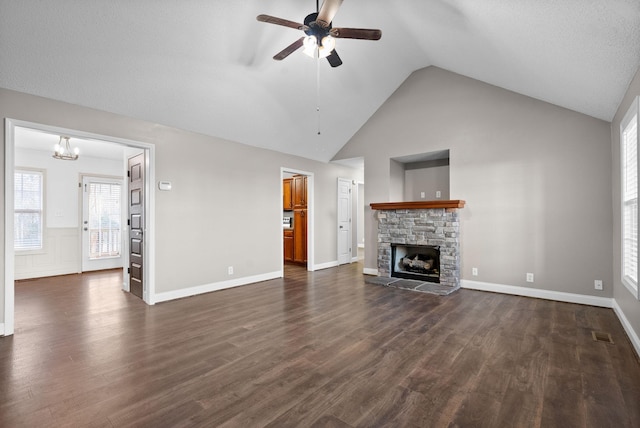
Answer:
(1, 0, 639, 163)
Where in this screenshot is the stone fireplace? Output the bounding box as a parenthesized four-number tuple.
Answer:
(370, 200, 465, 293)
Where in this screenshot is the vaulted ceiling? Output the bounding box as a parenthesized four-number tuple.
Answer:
(1, 0, 639, 162)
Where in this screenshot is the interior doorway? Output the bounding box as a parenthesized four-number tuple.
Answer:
(281, 167, 314, 276)
(4, 118, 156, 336)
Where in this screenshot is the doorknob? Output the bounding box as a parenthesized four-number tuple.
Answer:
(339, 225, 343, 229)
(83, 227, 88, 231)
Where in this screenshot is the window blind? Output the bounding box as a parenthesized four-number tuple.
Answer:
(88, 182, 122, 259)
(623, 114, 638, 285)
(14, 170, 43, 250)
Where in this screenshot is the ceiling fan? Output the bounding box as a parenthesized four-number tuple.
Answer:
(256, 0, 382, 67)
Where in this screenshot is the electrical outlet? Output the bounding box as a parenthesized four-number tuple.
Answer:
(435, 190, 442, 199)
(594, 280, 603, 290)
(472, 267, 478, 276)
(526, 273, 534, 283)
(228, 266, 234, 275)
(420, 191, 425, 199)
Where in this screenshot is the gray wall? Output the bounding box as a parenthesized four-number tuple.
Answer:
(0, 88, 363, 323)
(389, 159, 405, 201)
(404, 162, 450, 201)
(335, 66, 613, 297)
(612, 66, 640, 337)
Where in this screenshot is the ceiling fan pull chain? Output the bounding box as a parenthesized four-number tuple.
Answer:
(316, 55, 321, 135)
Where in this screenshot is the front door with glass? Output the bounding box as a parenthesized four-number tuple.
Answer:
(81, 176, 124, 272)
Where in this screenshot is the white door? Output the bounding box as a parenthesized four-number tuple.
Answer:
(81, 176, 124, 272)
(337, 178, 352, 265)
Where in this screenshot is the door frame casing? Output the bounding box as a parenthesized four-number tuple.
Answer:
(4, 118, 157, 336)
(355, 181, 365, 261)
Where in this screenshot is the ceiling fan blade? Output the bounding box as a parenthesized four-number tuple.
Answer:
(330, 27, 382, 40)
(316, 0, 343, 28)
(326, 50, 343, 68)
(257, 14, 307, 31)
(273, 37, 305, 61)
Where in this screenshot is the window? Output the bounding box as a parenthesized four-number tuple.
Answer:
(622, 97, 639, 296)
(14, 169, 44, 251)
(88, 181, 122, 259)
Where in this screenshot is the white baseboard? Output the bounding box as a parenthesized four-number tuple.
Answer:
(363, 268, 378, 276)
(0, 323, 4, 336)
(461, 279, 613, 308)
(612, 299, 640, 359)
(152, 271, 282, 304)
(313, 260, 339, 271)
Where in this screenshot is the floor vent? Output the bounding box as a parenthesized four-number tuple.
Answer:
(592, 331, 614, 344)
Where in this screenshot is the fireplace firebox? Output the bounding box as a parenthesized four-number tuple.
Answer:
(391, 244, 440, 283)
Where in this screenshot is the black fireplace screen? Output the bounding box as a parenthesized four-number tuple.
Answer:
(391, 244, 440, 283)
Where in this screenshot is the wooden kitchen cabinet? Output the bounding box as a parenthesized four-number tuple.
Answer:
(283, 178, 293, 210)
(293, 209, 307, 263)
(293, 175, 307, 209)
(283, 229, 294, 261)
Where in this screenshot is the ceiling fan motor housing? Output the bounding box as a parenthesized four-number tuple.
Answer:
(304, 12, 332, 40)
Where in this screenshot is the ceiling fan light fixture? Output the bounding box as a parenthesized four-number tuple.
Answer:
(317, 46, 331, 59)
(303, 35, 318, 58)
(318, 35, 335, 58)
(321, 35, 335, 50)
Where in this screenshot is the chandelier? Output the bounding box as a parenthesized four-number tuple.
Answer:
(53, 136, 79, 161)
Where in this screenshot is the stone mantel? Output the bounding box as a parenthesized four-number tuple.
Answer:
(370, 200, 466, 210)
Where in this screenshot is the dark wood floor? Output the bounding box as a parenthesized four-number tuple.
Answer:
(2, 264, 640, 427)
